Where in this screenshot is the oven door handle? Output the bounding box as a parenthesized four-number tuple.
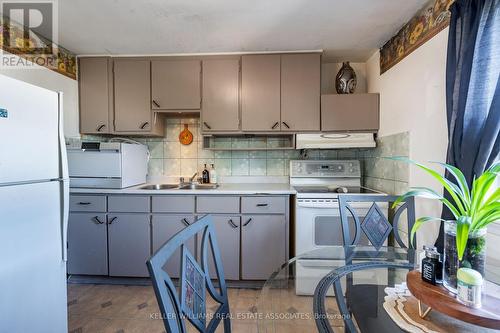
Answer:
(297, 201, 338, 209)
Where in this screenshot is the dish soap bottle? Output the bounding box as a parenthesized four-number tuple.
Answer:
(209, 164, 217, 184)
(202, 164, 210, 184)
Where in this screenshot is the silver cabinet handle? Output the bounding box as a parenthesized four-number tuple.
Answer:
(78, 202, 91, 205)
(282, 121, 290, 129)
(108, 217, 117, 225)
(271, 122, 279, 129)
(140, 122, 149, 129)
(243, 218, 253, 227)
(152, 100, 160, 108)
(228, 219, 238, 228)
(256, 203, 268, 207)
(182, 218, 191, 226)
(93, 216, 105, 224)
(203, 122, 212, 129)
(97, 124, 106, 132)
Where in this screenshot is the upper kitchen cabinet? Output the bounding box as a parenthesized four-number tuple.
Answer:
(321, 93, 380, 132)
(113, 59, 164, 135)
(151, 60, 201, 111)
(78, 57, 113, 134)
(280, 54, 321, 131)
(201, 58, 240, 132)
(241, 55, 281, 131)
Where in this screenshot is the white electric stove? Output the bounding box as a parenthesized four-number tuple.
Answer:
(290, 160, 388, 295)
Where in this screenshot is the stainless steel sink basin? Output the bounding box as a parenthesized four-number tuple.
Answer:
(138, 184, 179, 190)
(178, 183, 219, 190)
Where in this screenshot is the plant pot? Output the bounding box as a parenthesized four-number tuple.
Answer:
(443, 220, 487, 293)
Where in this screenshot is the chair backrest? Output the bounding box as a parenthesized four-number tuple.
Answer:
(338, 194, 416, 249)
(147, 215, 231, 333)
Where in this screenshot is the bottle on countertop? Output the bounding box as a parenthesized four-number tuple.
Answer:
(421, 246, 443, 285)
(202, 164, 210, 184)
(209, 164, 217, 184)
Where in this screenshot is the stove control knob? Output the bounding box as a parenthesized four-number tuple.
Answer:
(349, 168, 355, 173)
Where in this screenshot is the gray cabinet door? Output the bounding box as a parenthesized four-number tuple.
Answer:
(152, 214, 196, 278)
(321, 94, 380, 131)
(241, 55, 281, 131)
(67, 213, 108, 275)
(78, 57, 113, 134)
(107, 213, 150, 277)
(206, 216, 240, 280)
(281, 54, 321, 131)
(241, 215, 286, 280)
(151, 60, 201, 110)
(201, 59, 240, 132)
(113, 60, 152, 132)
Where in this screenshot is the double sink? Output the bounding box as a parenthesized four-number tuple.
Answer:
(138, 183, 219, 190)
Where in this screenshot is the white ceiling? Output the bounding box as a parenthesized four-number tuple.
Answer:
(58, 0, 428, 62)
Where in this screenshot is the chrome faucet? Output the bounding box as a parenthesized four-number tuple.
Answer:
(189, 172, 198, 183)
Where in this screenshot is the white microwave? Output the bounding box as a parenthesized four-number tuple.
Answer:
(67, 142, 148, 189)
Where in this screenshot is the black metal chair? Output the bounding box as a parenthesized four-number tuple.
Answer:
(338, 194, 416, 249)
(147, 215, 231, 333)
(325, 195, 417, 332)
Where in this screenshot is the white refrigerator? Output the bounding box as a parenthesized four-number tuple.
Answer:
(0, 75, 69, 332)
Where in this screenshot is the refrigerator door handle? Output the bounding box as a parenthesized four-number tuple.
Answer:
(60, 179, 69, 262)
(57, 92, 70, 262)
(57, 92, 69, 180)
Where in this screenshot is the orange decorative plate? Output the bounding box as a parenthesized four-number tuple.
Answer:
(179, 124, 194, 145)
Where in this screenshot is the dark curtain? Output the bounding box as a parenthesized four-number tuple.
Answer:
(436, 0, 500, 251)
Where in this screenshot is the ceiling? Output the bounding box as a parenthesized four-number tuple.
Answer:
(58, 0, 428, 62)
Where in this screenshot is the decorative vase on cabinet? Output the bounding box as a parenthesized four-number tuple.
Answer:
(335, 61, 357, 94)
(443, 220, 487, 293)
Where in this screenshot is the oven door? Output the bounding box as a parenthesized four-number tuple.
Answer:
(295, 198, 373, 256)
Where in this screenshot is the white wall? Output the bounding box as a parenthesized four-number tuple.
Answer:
(366, 29, 449, 247)
(0, 52, 79, 138)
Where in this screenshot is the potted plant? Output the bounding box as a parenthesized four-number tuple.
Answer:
(392, 158, 499, 293)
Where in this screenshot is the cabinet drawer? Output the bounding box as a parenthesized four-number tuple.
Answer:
(152, 196, 195, 213)
(197, 196, 240, 214)
(108, 195, 150, 213)
(70, 195, 106, 212)
(241, 196, 286, 214)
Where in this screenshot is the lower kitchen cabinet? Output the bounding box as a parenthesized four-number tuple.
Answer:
(152, 214, 196, 278)
(241, 215, 286, 280)
(206, 215, 240, 280)
(107, 213, 150, 277)
(67, 213, 108, 275)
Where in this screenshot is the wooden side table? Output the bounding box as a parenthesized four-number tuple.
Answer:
(406, 270, 500, 329)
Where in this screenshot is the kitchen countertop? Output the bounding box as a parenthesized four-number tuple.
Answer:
(70, 183, 297, 195)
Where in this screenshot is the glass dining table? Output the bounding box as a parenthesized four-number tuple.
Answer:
(256, 246, 418, 333)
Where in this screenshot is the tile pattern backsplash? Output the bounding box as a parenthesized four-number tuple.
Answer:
(360, 131, 410, 195)
(77, 117, 360, 179)
(75, 118, 409, 192)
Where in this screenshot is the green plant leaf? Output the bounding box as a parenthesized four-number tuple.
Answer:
(456, 216, 471, 261)
(474, 211, 500, 230)
(470, 171, 498, 220)
(410, 216, 445, 247)
(392, 187, 460, 219)
(483, 187, 500, 207)
(487, 160, 500, 174)
(389, 157, 467, 216)
(431, 162, 471, 209)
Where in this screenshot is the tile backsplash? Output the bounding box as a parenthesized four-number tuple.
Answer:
(77, 117, 361, 178)
(360, 131, 410, 195)
(75, 118, 409, 193)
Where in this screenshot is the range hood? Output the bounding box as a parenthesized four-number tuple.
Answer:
(295, 133, 376, 149)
